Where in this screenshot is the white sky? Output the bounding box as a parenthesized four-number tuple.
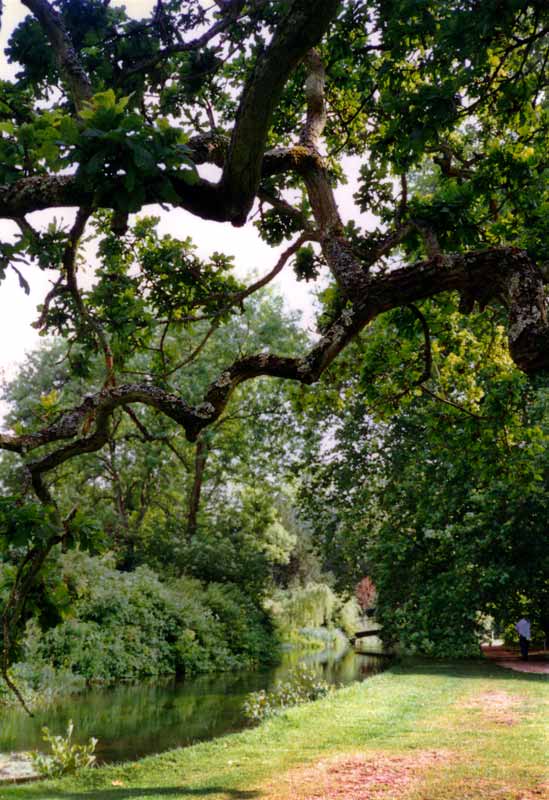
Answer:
(0, 0, 373, 422)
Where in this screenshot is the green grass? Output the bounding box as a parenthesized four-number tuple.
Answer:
(1, 659, 547, 800)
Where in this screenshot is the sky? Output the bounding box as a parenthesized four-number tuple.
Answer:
(0, 0, 373, 423)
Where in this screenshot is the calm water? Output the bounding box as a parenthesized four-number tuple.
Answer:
(0, 647, 387, 763)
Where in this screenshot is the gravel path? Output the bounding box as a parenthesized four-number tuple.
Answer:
(0, 752, 39, 783)
(482, 645, 549, 675)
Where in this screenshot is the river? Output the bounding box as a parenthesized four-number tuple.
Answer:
(1, 647, 387, 764)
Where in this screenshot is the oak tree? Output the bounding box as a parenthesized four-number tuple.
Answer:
(0, 0, 548, 701)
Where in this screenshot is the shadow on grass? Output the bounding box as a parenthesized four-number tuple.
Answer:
(392, 658, 548, 683)
(15, 787, 259, 800)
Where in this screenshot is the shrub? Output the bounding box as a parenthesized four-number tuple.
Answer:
(336, 596, 361, 638)
(0, 667, 41, 710)
(502, 619, 545, 648)
(243, 663, 331, 722)
(294, 626, 344, 650)
(22, 552, 278, 685)
(30, 720, 97, 778)
(0, 660, 86, 711)
(204, 582, 278, 666)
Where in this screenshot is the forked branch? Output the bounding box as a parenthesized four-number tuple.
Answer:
(1, 247, 546, 487)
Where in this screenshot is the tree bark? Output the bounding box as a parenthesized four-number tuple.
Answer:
(22, 0, 93, 110)
(186, 436, 208, 540)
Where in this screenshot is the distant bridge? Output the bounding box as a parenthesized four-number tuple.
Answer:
(350, 620, 383, 645)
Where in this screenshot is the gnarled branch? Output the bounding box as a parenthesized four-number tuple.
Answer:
(2, 246, 546, 487)
(22, 0, 92, 110)
(1, 1, 340, 226)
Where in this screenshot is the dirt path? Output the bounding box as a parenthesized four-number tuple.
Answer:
(263, 750, 454, 800)
(0, 753, 38, 783)
(482, 645, 549, 674)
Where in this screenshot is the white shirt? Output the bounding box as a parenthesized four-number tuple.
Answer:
(515, 619, 531, 638)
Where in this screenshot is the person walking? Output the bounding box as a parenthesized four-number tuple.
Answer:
(515, 617, 531, 661)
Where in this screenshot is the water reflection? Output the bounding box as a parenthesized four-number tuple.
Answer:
(0, 647, 386, 763)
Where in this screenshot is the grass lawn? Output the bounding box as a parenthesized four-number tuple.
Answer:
(1, 658, 547, 800)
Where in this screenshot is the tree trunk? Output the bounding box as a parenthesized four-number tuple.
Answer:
(187, 435, 208, 539)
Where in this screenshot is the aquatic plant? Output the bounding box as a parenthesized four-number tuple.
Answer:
(30, 720, 97, 778)
(243, 664, 331, 722)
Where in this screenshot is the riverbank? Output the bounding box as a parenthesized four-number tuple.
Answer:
(0, 755, 37, 785)
(0, 648, 383, 766)
(1, 658, 547, 800)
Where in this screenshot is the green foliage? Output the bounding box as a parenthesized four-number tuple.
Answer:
(292, 246, 322, 283)
(0, 659, 85, 711)
(337, 596, 361, 639)
(31, 214, 247, 366)
(502, 618, 545, 648)
(78, 101, 196, 210)
(0, 89, 198, 205)
(297, 296, 549, 656)
(0, 294, 307, 581)
(242, 663, 331, 722)
(0, 498, 58, 548)
(267, 583, 338, 635)
(365, 377, 549, 655)
(255, 206, 304, 246)
(24, 551, 278, 683)
(181, 489, 298, 600)
(203, 583, 277, 666)
(268, 583, 360, 643)
(30, 720, 97, 779)
(0, 293, 321, 698)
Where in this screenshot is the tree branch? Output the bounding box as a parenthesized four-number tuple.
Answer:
(121, 0, 246, 80)
(0, 138, 322, 222)
(1, 247, 546, 485)
(1, 2, 340, 225)
(219, 0, 341, 225)
(22, 0, 92, 111)
(299, 50, 327, 150)
(187, 435, 208, 539)
(419, 384, 488, 420)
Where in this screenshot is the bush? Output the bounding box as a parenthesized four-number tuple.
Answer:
(502, 619, 545, 649)
(243, 663, 331, 722)
(0, 660, 86, 711)
(21, 552, 279, 686)
(266, 583, 358, 649)
(204, 582, 278, 666)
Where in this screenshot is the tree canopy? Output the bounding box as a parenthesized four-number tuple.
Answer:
(297, 297, 549, 655)
(0, 0, 548, 690)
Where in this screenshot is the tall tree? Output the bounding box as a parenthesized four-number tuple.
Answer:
(298, 297, 549, 655)
(0, 1, 547, 691)
(1, 291, 306, 574)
